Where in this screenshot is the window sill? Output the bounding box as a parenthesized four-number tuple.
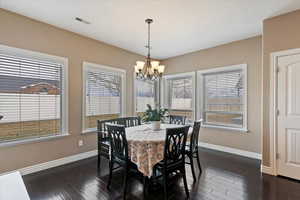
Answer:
(202, 124, 248, 133)
(0, 133, 70, 148)
(81, 128, 97, 135)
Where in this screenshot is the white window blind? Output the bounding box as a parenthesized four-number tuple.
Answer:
(83, 63, 125, 131)
(0, 52, 66, 143)
(135, 79, 155, 112)
(163, 73, 195, 122)
(202, 68, 245, 128)
(168, 78, 193, 110)
(86, 70, 121, 116)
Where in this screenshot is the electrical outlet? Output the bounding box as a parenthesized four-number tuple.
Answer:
(78, 140, 83, 147)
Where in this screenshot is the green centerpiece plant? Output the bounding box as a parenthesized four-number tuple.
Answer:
(142, 104, 168, 130)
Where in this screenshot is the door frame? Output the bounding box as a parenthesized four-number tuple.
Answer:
(269, 48, 300, 176)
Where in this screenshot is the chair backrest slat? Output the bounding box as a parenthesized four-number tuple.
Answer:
(169, 115, 186, 125)
(97, 119, 117, 140)
(118, 117, 141, 128)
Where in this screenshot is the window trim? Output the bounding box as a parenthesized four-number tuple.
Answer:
(0, 44, 69, 146)
(197, 64, 248, 132)
(82, 62, 126, 134)
(133, 73, 159, 114)
(161, 72, 196, 121)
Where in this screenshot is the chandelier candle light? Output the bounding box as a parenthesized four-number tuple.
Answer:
(135, 18, 165, 81)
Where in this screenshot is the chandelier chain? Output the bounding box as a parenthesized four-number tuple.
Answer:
(147, 20, 151, 57)
(135, 18, 165, 81)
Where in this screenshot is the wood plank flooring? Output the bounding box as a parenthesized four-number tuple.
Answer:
(23, 148, 300, 200)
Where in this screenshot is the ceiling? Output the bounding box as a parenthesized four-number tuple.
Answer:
(1, 0, 300, 59)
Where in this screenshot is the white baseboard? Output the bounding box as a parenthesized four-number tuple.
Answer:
(261, 165, 275, 175)
(6, 143, 261, 176)
(199, 142, 262, 160)
(18, 150, 98, 176)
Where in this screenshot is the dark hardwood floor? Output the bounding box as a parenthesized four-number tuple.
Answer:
(23, 148, 300, 200)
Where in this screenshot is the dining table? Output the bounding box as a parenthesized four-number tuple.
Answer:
(126, 123, 193, 178)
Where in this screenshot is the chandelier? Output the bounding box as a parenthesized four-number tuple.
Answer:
(135, 18, 165, 81)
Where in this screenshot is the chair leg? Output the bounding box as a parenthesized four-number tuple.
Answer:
(97, 153, 101, 170)
(107, 160, 113, 189)
(182, 167, 189, 199)
(143, 176, 149, 200)
(163, 171, 168, 200)
(123, 167, 128, 200)
(189, 155, 196, 182)
(195, 151, 202, 174)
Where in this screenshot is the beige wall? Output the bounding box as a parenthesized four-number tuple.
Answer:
(262, 10, 300, 166)
(0, 9, 144, 173)
(162, 36, 262, 154)
(3, 6, 299, 173)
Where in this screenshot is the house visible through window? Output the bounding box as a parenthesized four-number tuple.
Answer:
(83, 62, 125, 132)
(198, 64, 247, 130)
(135, 79, 156, 114)
(0, 45, 68, 143)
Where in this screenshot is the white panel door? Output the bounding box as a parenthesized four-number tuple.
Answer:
(277, 52, 300, 180)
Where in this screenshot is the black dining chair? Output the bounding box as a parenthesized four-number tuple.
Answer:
(97, 119, 111, 172)
(185, 120, 202, 182)
(169, 115, 186, 125)
(153, 126, 190, 200)
(106, 123, 140, 200)
(97, 117, 141, 172)
(97, 118, 122, 172)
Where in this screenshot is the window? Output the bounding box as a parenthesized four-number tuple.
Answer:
(197, 64, 247, 131)
(134, 79, 156, 114)
(82, 62, 125, 133)
(0, 45, 68, 144)
(162, 72, 195, 122)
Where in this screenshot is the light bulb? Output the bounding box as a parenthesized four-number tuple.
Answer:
(134, 65, 139, 73)
(136, 61, 145, 69)
(158, 65, 165, 73)
(151, 61, 159, 68)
